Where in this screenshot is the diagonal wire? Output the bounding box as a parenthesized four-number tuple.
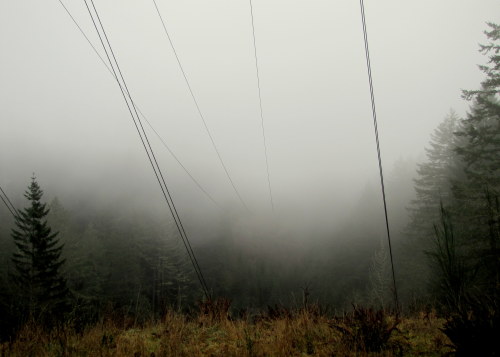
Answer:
(84, 0, 210, 299)
(0, 185, 35, 238)
(248, 0, 274, 211)
(359, 0, 399, 314)
(151, 0, 249, 211)
(57, 0, 218, 207)
(0, 185, 18, 218)
(0, 181, 66, 257)
(86, 0, 210, 299)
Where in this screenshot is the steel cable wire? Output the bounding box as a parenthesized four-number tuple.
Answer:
(359, 0, 399, 313)
(84, 0, 210, 299)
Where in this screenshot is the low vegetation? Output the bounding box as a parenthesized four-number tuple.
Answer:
(1, 305, 451, 357)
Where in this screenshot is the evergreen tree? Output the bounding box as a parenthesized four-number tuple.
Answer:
(454, 22, 500, 213)
(11, 176, 69, 322)
(409, 110, 463, 237)
(401, 112, 464, 304)
(453, 23, 500, 292)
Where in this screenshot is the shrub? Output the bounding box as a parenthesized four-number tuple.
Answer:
(442, 298, 500, 357)
(198, 297, 231, 323)
(332, 306, 399, 352)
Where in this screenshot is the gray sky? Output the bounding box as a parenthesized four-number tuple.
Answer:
(1, 0, 499, 226)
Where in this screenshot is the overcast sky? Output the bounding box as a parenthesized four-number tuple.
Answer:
(1, 0, 499, 227)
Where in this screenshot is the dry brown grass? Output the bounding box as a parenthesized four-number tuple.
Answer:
(1, 308, 452, 356)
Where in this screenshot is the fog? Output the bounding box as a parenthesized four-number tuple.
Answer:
(1, 0, 499, 240)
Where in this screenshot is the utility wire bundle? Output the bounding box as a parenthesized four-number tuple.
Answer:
(84, 0, 210, 300)
(46, 0, 399, 308)
(58, 0, 218, 208)
(0, 185, 19, 218)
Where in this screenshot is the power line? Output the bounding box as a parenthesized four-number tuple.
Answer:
(248, 0, 274, 211)
(0, 185, 18, 218)
(151, 0, 249, 212)
(57, 0, 219, 208)
(0, 185, 35, 240)
(0, 184, 36, 244)
(1, 182, 68, 259)
(86, 0, 210, 299)
(86, 0, 211, 300)
(359, 0, 399, 314)
(84, 0, 210, 300)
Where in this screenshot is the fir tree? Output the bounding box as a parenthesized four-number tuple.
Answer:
(11, 176, 69, 322)
(401, 112, 464, 303)
(409, 110, 463, 236)
(456, 23, 500, 196)
(453, 23, 500, 292)
(453, 26, 500, 289)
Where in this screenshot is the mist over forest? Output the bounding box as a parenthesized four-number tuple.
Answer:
(0, 154, 416, 309)
(1, 1, 500, 355)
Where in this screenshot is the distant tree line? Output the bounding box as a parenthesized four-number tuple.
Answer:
(0, 177, 199, 337)
(0, 173, 405, 339)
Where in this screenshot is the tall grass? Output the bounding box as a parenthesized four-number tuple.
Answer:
(1, 303, 451, 356)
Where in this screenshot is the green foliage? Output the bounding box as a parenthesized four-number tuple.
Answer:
(10, 176, 69, 323)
